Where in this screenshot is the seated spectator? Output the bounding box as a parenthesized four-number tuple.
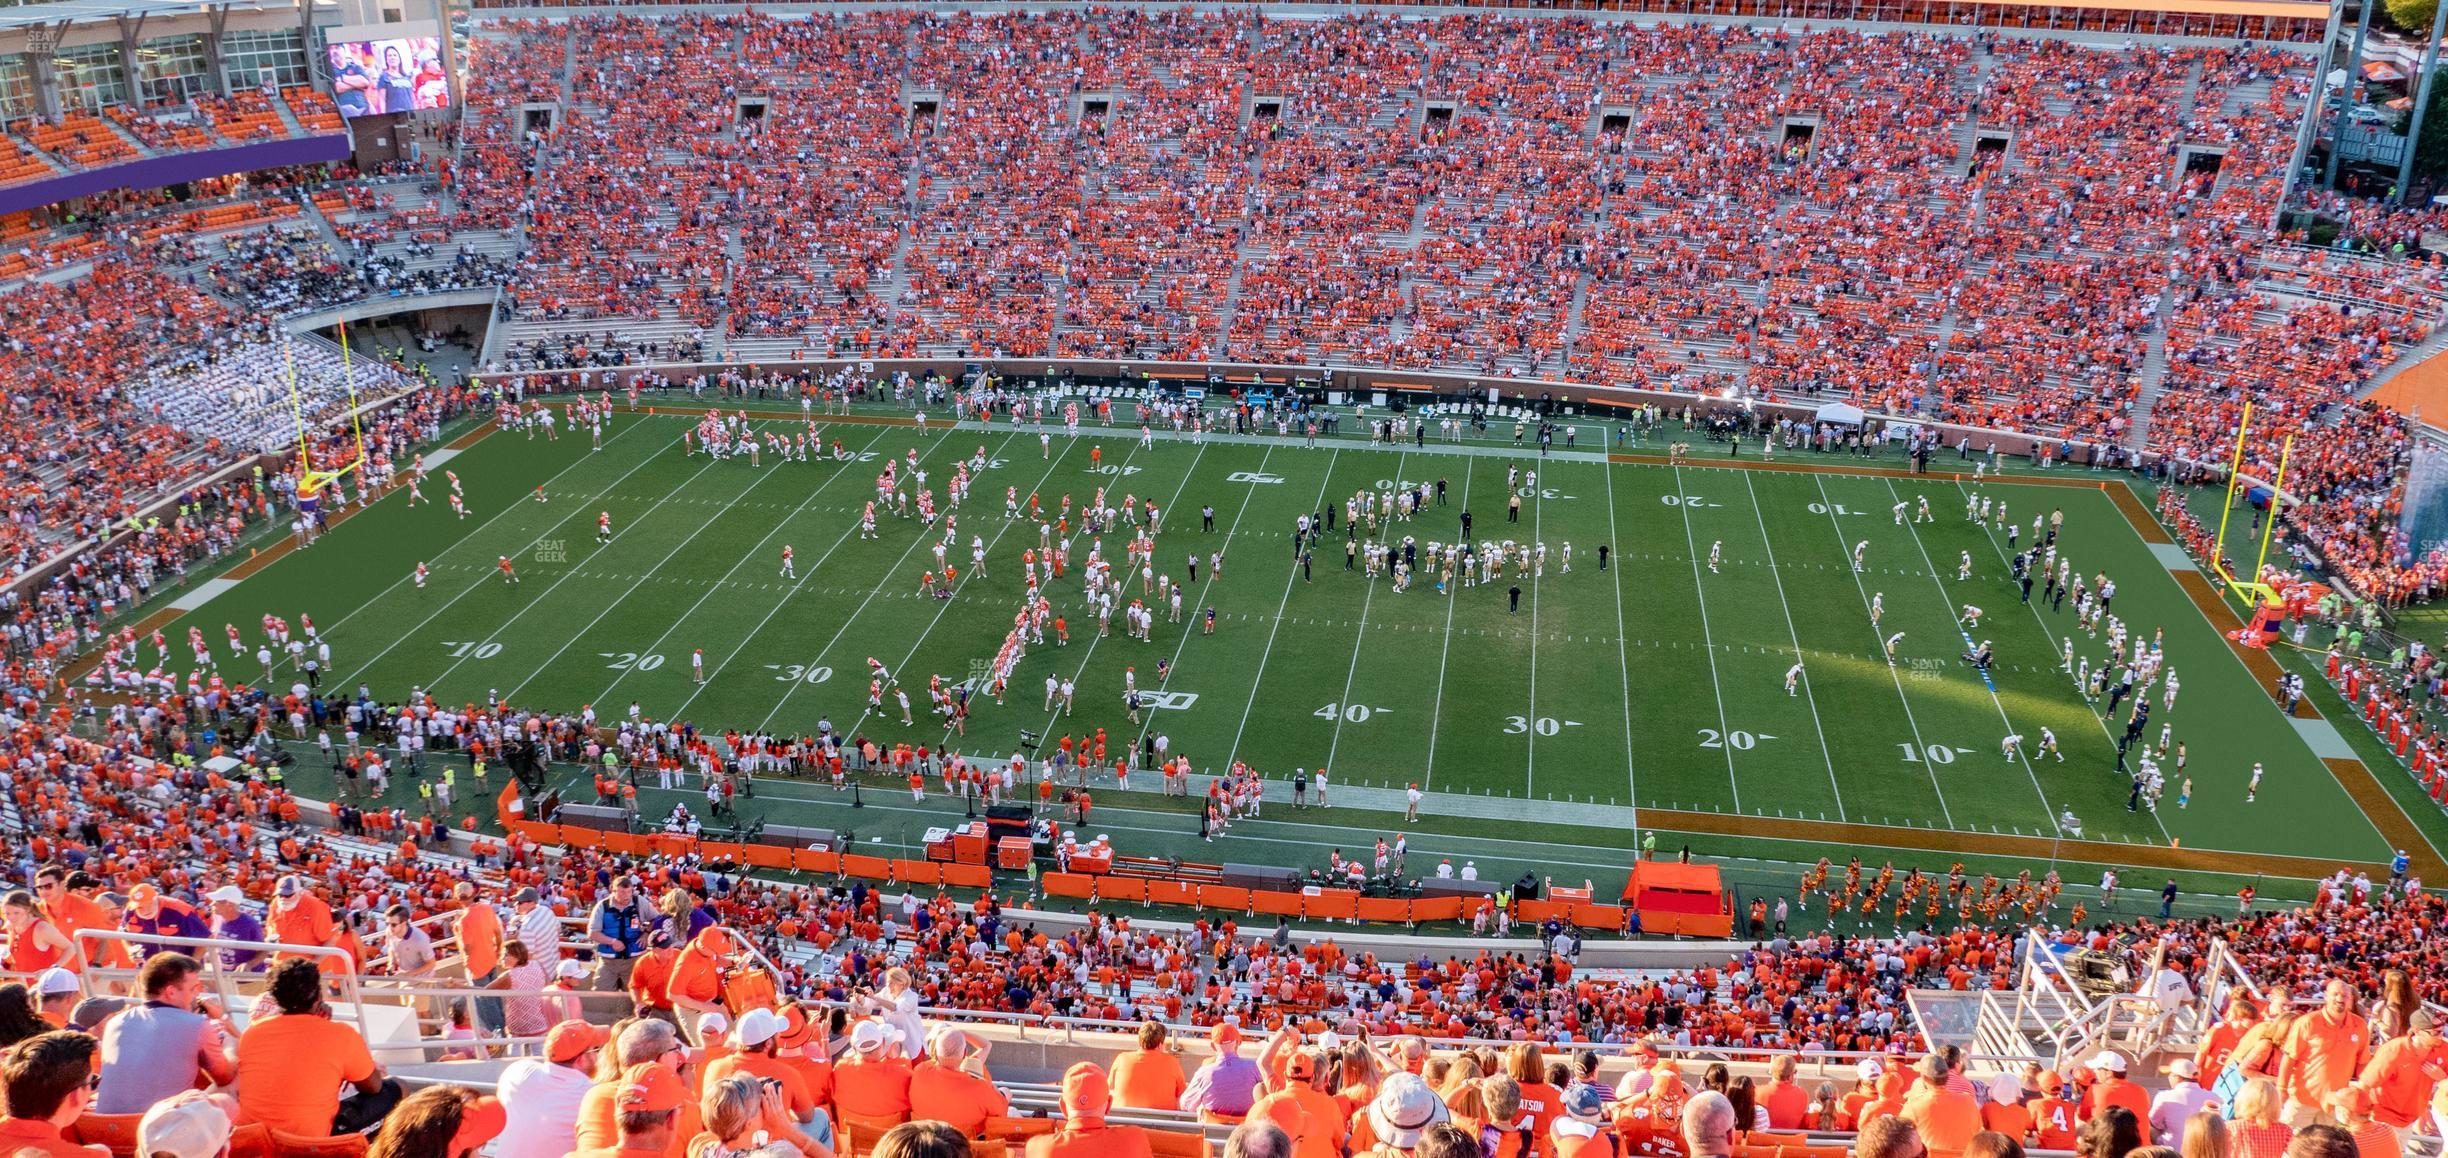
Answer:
(1855, 1116, 1926, 1158)
(33, 969, 80, 1028)
(0, 1030, 109, 1158)
(138, 1091, 239, 1158)
(2320, 1090, 2393, 1158)
(2084, 1053, 2150, 1125)
(1224, 1121, 1291, 1158)
(1111, 1022, 1185, 1112)
(233, 957, 402, 1136)
(1248, 1049, 1340, 1158)
(832, 1021, 912, 1122)
(705, 1008, 829, 1152)
(874, 1121, 970, 1158)
(2281, 1125, 2356, 1158)
(0, 984, 50, 1049)
(907, 1026, 1004, 1139)
(577, 1020, 703, 1158)
(495, 1020, 605, 1158)
(2150, 1060, 2218, 1145)
(1966, 1131, 2026, 1158)
(2078, 1106, 2145, 1158)
(2176, 1113, 2226, 1158)
(1548, 1086, 1609, 1158)
(1184, 1023, 1260, 1122)
(1364, 1074, 1450, 1158)
(587, 1062, 692, 1158)
(695, 1074, 803, 1158)
(2232, 1079, 2292, 1158)
(1680, 1090, 1736, 1158)
(364, 1086, 505, 1158)
(1024, 1063, 1149, 1158)
(95, 953, 236, 1114)
(1757, 1056, 1808, 1131)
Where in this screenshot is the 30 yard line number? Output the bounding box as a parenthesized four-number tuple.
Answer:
(765, 663, 833, 684)
(1508, 716, 1581, 736)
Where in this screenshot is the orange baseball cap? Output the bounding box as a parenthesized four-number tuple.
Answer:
(449, 1097, 506, 1153)
(617, 1064, 689, 1113)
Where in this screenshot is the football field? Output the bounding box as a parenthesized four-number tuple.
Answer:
(137, 404, 2443, 888)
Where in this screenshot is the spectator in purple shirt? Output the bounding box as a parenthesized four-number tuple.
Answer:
(121, 885, 211, 960)
(203, 887, 265, 972)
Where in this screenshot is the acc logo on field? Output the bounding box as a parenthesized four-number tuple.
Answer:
(1227, 472, 1285, 484)
(1141, 691, 1199, 711)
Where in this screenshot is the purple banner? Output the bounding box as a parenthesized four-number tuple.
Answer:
(0, 132, 352, 217)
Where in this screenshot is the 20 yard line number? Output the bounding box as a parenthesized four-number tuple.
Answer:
(1698, 727, 1775, 749)
(601, 651, 665, 671)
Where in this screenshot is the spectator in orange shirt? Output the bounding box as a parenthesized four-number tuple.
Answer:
(1835, 1060, 1882, 1131)
(1680, 1091, 1738, 1158)
(2352, 1008, 2444, 1139)
(36, 870, 122, 972)
(2080, 1053, 2150, 1126)
(586, 1063, 690, 1158)
(1249, 1050, 1342, 1158)
(574, 1020, 702, 1158)
(628, 931, 681, 1028)
(2280, 981, 2371, 1124)
(666, 929, 734, 1044)
(1899, 1054, 1982, 1152)
(2324, 1089, 2396, 1158)
(454, 883, 505, 1041)
(1980, 1074, 2031, 1143)
(833, 1020, 914, 1122)
(772, 1005, 835, 1125)
(1025, 1063, 1152, 1158)
(1111, 1022, 1187, 1112)
(2196, 995, 2260, 1078)
(267, 875, 340, 970)
(233, 958, 402, 1136)
(1758, 1056, 1810, 1131)
(908, 1026, 1007, 1139)
(0, 1031, 109, 1158)
(2029, 1071, 2079, 1152)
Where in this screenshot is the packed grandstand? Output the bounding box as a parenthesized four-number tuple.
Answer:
(3, 1, 2448, 1157)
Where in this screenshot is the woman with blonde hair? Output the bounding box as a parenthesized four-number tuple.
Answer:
(694, 1073, 805, 1158)
(1505, 1043, 1563, 1141)
(2228, 1079, 2290, 1158)
(2177, 1110, 2230, 1158)
(1440, 1055, 1485, 1102)
(1479, 1077, 1528, 1158)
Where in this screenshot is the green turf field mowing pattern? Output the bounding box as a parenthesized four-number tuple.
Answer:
(162, 414, 2389, 868)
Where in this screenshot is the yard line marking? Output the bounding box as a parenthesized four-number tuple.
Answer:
(316, 416, 661, 648)
(1422, 456, 1474, 795)
(850, 430, 1164, 742)
(1945, 479, 2190, 845)
(1744, 472, 1847, 820)
(1324, 447, 1402, 779)
(667, 430, 993, 726)
(1814, 475, 1948, 824)
(1668, 463, 1743, 812)
(1131, 444, 1277, 756)
(565, 426, 896, 709)
(1036, 440, 1211, 741)
(752, 431, 1065, 735)
(331, 421, 678, 685)
(416, 451, 734, 695)
(1526, 458, 1544, 796)
(1884, 479, 2069, 835)
(1223, 449, 1341, 772)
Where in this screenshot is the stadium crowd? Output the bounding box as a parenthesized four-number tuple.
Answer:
(0, 688, 2439, 1158)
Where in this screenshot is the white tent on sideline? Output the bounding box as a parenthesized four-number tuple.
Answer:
(1813, 401, 1867, 427)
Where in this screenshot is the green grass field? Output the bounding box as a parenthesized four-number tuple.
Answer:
(144, 406, 2426, 891)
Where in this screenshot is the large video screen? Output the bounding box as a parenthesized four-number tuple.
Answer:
(327, 37, 449, 118)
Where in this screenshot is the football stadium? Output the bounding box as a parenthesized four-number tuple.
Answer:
(0, 0, 2445, 1155)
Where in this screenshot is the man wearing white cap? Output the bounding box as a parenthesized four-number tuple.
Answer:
(2083, 1052, 2149, 1125)
(31, 968, 78, 1028)
(2149, 1058, 2219, 1143)
(834, 1021, 914, 1121)
(202, 887, 263, 973)
(138, 1091, 236, 1158)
